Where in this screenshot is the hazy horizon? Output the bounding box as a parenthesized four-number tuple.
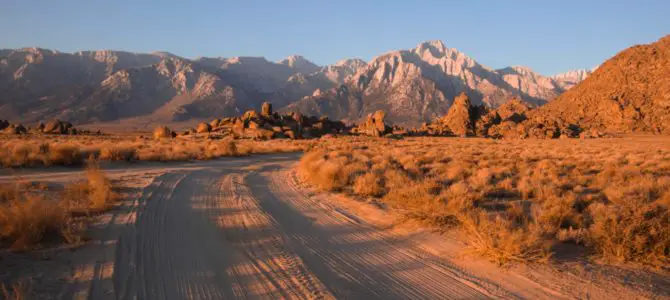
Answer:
(1, 0, 669, 75)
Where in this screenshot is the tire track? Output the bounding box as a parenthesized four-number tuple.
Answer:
(242, 166, 499, 299)
(114, 171, 238, 300)
(214, 173, 332, 299)
(111, 156, 504, 299)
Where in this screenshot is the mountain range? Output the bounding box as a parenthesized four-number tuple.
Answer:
(0, 41, 592, 126)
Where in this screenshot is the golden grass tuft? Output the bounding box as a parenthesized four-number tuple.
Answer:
(460, 212, 551, 265)
(0, 191, 66, 250)
(0, 161, 118, 250)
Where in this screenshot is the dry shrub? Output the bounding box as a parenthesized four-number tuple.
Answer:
(63, 161, 118, 213)
(0, 161, 117, 250)
(383, 180, 448, 221)
(353, 172, 384, 197)
(588, 202, 670, 266)
(99, 146, 137, 161)
(536, 193, 584, 236)
(0, 192, 66, 250)
(460, 211, 551, 265)
(85, 161, 117, 211)
(298, 151, 350, 191)
(48, 144, 84, 166)
(205, 140, 240, 158)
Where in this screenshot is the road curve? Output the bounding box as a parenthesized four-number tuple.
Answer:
(101, 155, 499, 299)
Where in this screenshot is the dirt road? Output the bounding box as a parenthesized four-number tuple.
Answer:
(90, 154, 494, 299)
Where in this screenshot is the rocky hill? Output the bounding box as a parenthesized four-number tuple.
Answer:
(285, 41, 587, 126)
(0, 41, 589, 126)
(528, 35, 670, 133)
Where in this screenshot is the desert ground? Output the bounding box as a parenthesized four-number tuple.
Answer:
(1, 134, 669, 299)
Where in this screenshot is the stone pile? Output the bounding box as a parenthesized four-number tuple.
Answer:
(184, 102, 347, 140)
(1, 122, 27, 135)
(1, 119, 90, 135)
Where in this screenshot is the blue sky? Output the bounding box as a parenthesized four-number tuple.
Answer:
(1, 0, 668, 75)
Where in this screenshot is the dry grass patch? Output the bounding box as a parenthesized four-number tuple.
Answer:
(0, 189, 67, 250)
(299, 135, 670, 266)
(0, 135, 312, 168)
(0, 162, 118, 250)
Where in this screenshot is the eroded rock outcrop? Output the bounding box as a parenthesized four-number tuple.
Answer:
(153, 126, 175, 139)
(409, 93, 582, 139)
(352, 110, 392, 137)
(416, 93, 482, 137)
(201, 102, 346, 140)
(43, 120, 74, 134)
(196, 122, 212, 133)
(2, 123, 27, 135)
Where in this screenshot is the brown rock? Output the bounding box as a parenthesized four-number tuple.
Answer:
(372, 110, 387, 133)
(196, 122, 212, 133)
(242, 110, 259, 121)
(353, 110, 392, 137)
(232, 118, 246, 136)
(3, 124, 27, 135)
(284, 130, 297, 139)
(153, 126, 173, 140)
(43, 120, 73, 134)
(248, 120, 261, 129)
(0, 120, 9, 131)
(209, 119, 221, 128)
(292, 111, 304, 125)
(242, 128, 274, 140)
(261, 102, 273, 117)
(495, 98, 532, 122)
(441, 92, 474, 137)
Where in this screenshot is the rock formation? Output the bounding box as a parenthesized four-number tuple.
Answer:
(410, 93, 581, 139)
(439, 92, 476, 137)
(200, 102, 346, 140)
(43, 120, 74, 134)
(2, 123, 27, 135)
(196, 122, 212, 133)
(153, 126, 174, 139)
(525, 35, 670, 134)
(415, 93, 483, 137)
(261, 102, 273, 117)
(352, 110, 392, 137)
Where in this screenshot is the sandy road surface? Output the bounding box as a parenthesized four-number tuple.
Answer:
(99, 155, 495, 299)
(1, 154, 498, 299)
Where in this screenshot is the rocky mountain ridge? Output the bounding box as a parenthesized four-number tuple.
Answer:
(285, 40, 589, 126)
(0, 42, 589, 126)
